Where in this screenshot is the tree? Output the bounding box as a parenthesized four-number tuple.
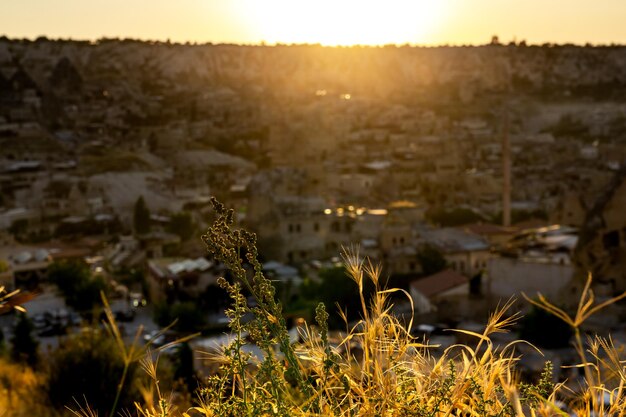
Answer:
(47, 329, 140, 414)
(416, 244, 447, 276)
(173, 342, 196, 392)
(133, 196, 151, 235)
(47, 260, 106, 313)
(167, 211, 195, 241)
(154, 302, 206, 333)
(10, 313, 38, 366)
(301, 266, 373, 328)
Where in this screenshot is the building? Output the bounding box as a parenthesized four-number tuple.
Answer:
(146, 257, 217, 302)
(486, 257, 574, 306)
(409, 269, 469, 314)
(420, 227, 492, 277)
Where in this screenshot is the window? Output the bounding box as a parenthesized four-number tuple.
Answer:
(314, 223, 319, 232)
(400, 237, 405, 245)
(603, 230, 620, 250)
(288, 224, 293, 233)
(296, 224, 301, 233)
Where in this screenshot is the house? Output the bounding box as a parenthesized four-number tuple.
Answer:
(551, 192, 587, 227)
(146, 257, 217, 302)
(386, 245, 421, 275)
(486, 256, 574, 306)
(352, 208, 386, 240)
(462, 223, 515, 247)
(334, 173, 377, 198)
(106, 235, 144, 271)
(263, 261, 302, 286)
(138, 232, 181, 259)
(387, 200, 425, 224)
(0, 207, 38, 230)
(409, 269, 469, 314)
(246, 191, 336, 263)
(380, 218, 412, 253)
(0, 246, 51, 290)
(420, 227, 492, 277)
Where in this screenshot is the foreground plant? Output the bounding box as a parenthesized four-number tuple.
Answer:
(55, 199, 626, 417)
(186, 199, 554, 416)
(525, 275, 626, 417)
(0, 286, 34, 315)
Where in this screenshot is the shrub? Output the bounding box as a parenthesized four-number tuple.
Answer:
(47, 328, 140, 414)
(47, 260, 106, 313)
(0, 356, 47, 413)
(133, 196, 151, 235)
(154, 301, 206, 333)
(300, 265, 374, 328)
(10, 313, 38, 367)
(167, 211, 196, 241)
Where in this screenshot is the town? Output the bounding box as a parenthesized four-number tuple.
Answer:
(1, 37, 626, 383)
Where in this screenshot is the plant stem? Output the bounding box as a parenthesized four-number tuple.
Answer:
(110, 361, 129, 417)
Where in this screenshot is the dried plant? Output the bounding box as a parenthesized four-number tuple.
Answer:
(11, 199, 626, 417)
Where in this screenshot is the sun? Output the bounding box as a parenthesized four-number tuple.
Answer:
(243, 0, 446, 46)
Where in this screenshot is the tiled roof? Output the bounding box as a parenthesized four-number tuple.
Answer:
(410, 269, 468, 298)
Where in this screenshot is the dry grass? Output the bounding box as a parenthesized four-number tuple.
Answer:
(0, 357, 52, 417)
(4, 200, 626, 417)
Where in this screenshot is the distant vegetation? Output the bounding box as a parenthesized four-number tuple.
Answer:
(47, 260, 107, 313)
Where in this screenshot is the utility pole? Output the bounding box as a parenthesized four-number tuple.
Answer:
(502, 110, 512, 227)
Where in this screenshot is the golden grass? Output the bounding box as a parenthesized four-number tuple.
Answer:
(5, 201, 626, 417)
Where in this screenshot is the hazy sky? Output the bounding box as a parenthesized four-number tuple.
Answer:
(2, 0, 626, 46)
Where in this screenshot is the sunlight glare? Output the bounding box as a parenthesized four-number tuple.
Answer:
(244, 0, 446, 45)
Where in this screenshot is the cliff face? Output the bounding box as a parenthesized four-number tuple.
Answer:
(575, 165, 626, 294)
(4, 39, 626, 100)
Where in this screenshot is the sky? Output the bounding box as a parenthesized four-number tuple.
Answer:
(2, 0, 626, 46)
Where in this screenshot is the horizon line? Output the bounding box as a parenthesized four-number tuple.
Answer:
(2, 34, 625, 49)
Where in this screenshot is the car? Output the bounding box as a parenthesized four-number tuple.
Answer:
(130, 292, 147, 308)
(410, 323, 448, 338)
(32, 313, 50, 330)
(67, 312, 82, 327)
(114, 309, 136, 322)
(38, 324, 66, 337)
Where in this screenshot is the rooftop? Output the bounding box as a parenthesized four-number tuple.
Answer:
(422, 227, 490, 253)
(410, 269, 469, 298)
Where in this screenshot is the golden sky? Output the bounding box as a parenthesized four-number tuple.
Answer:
(2, 0, 626, 46)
